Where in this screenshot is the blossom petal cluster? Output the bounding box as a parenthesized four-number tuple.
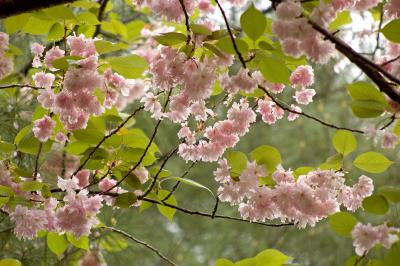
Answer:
(215, 161, 374, 228)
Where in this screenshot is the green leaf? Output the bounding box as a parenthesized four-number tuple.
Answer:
(0, 259, 21, 266)
(164, 176, 214, 197)
(119, 147, 156, 166)
(50, 55, 82, 70)
(382, 19, 400, 43)
(379, 186, 400, 203)
(240, 4, 267, 41)
(47, 232, 69, 257)
(227, 151, 248, 176)
(216, 37, 249, 55)
(21, 181, 44, 192)
(255, 249, 292, 266)
(157, 190, 177, 222)
(235, 258, 256, 266)
(350, 100, 387, 118)
(23, 16, 55, 35)
(99, 233, 128, 252)
(43, 5, 76, 20)
(73, 129, 104, 145)
(347, 82, 388, 118)
(108, 55, 148, 79)
(0, 197, 10, 208)
(329, 212, 358, 237)
(384, 242, 400, 266)
(347, 82, 388, 105)
(76, 11, 100, 25)
(0, 141, 15, 153)
(332, 130, 357, 156)
(362, 195, 389, 215)
(259, 56, 290, 83)
(191, 23, 213, 36)
(329, 11, 352, 30)
(64, 141, 89, 155)
(320, 153, 343, 171)
(95, 40, 122, 54)
(251, 145, 282, 173)
(115, 192, 137, 208)
(67, 234, 89, 250)
(4, 14, 30, 34)
(153, 32, 187, 46)
(216, 258, 235, 266)
(48, 22, 65, 41)
(353, 152, 393, 173)
(0, 185, 14, 197)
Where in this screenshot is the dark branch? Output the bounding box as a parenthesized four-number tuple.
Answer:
(103, 226, 178, 266)
(0, 0, 76, 19)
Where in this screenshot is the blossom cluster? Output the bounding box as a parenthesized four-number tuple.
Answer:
(215, 160, 374, 228)
(351, 222, 399, 255)
(31, 35, 146, 141)
(0, 32, 13, 79)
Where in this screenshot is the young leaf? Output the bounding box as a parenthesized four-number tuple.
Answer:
(382, 19, 400, 43)
(353, 152, 393, 173)
(329, 212, 358, 237)
(240, 4, 267, 41)
(332, 130, 357, 156)
(362, 195, 389, 215)
(47, 232, 69, 257)
(251, 145, 282, 172)
(156, 190, 177, 222)
(115, 192, 137, 208)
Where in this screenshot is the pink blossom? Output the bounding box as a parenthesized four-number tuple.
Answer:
(381, 131, 398, 149)
(10, 205, 47, 240)
(287, 104, 301, 121)
(33, 72, 55, 89)
(134, 166, 149, 184)
(290, 65, 314, 88)
(384, 0, 400, 18)
(294, 88, 316, 105)
(30, 42, 44, 56)
(67, 34, 97, 58)
(44, 46, 65, 69)
(0, 54, 13, 78)
(272, 165, 295, 184)
(37, 89, 55, 109)
(55, 132, 68, 144)
(276, 1, 303, 20)
(33, 115, 55, 142)
(257, 98, 284, 125)
(141, 92, 163, 120)
(214, 159, 231, 184)
(76, 169, 91, 188)
(64, 68, 102, 92)
(99, 178, 117, 192)
(352, 223, 399, 256)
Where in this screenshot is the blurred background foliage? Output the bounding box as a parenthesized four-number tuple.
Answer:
(0, 0, 399, 265)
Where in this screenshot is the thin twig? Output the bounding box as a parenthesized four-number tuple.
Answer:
(178, 0, 192, 44)
(161, 161, 196, 202)
(103, 226, 178, 266)
(260, 86, 365, 134)
(0, 84, 42, 90)
(71, 106, 144, 177)
(211, 197, 219, 218)
(33, 143, 43, 180)
(107, 89, 173, 192)
(93, 0, 109, 37)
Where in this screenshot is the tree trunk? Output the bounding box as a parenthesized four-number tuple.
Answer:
(0, 0, 76, 18)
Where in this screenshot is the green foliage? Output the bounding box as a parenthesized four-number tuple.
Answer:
(332, 130, 357, 156)
(382, 19, 400, 43)
(67, 234, 89, 250)
(240, 5, 267, 41)
(353, 152, 393, 173)
(347, 82, 388, 118)
(164, 176, 214, 197)
(115, 192, 137, 208)
(217, 248, 292, 266)
(216, 37, 249, 55)
(47, 232, 69, 257)
(0, 259, 21, 266)
(259, 56, 290, 83)
(384, 242, 400, 266)
(153, 32, 187, 46)
(227, 150, 248, 176)
(362, 195, 389, 215)
(329, 212, 358, 237)
(100, 233, 129, 252)
(108, 55, 148, 79)
(378, 186, 400, 203)
(251, 145, 282, 173)
(156, 190, 177, 222)
(329, 11, 352, 30)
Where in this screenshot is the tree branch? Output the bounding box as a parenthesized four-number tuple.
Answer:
(0, 0, 77, 19)
(102, 226, 178, 266)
